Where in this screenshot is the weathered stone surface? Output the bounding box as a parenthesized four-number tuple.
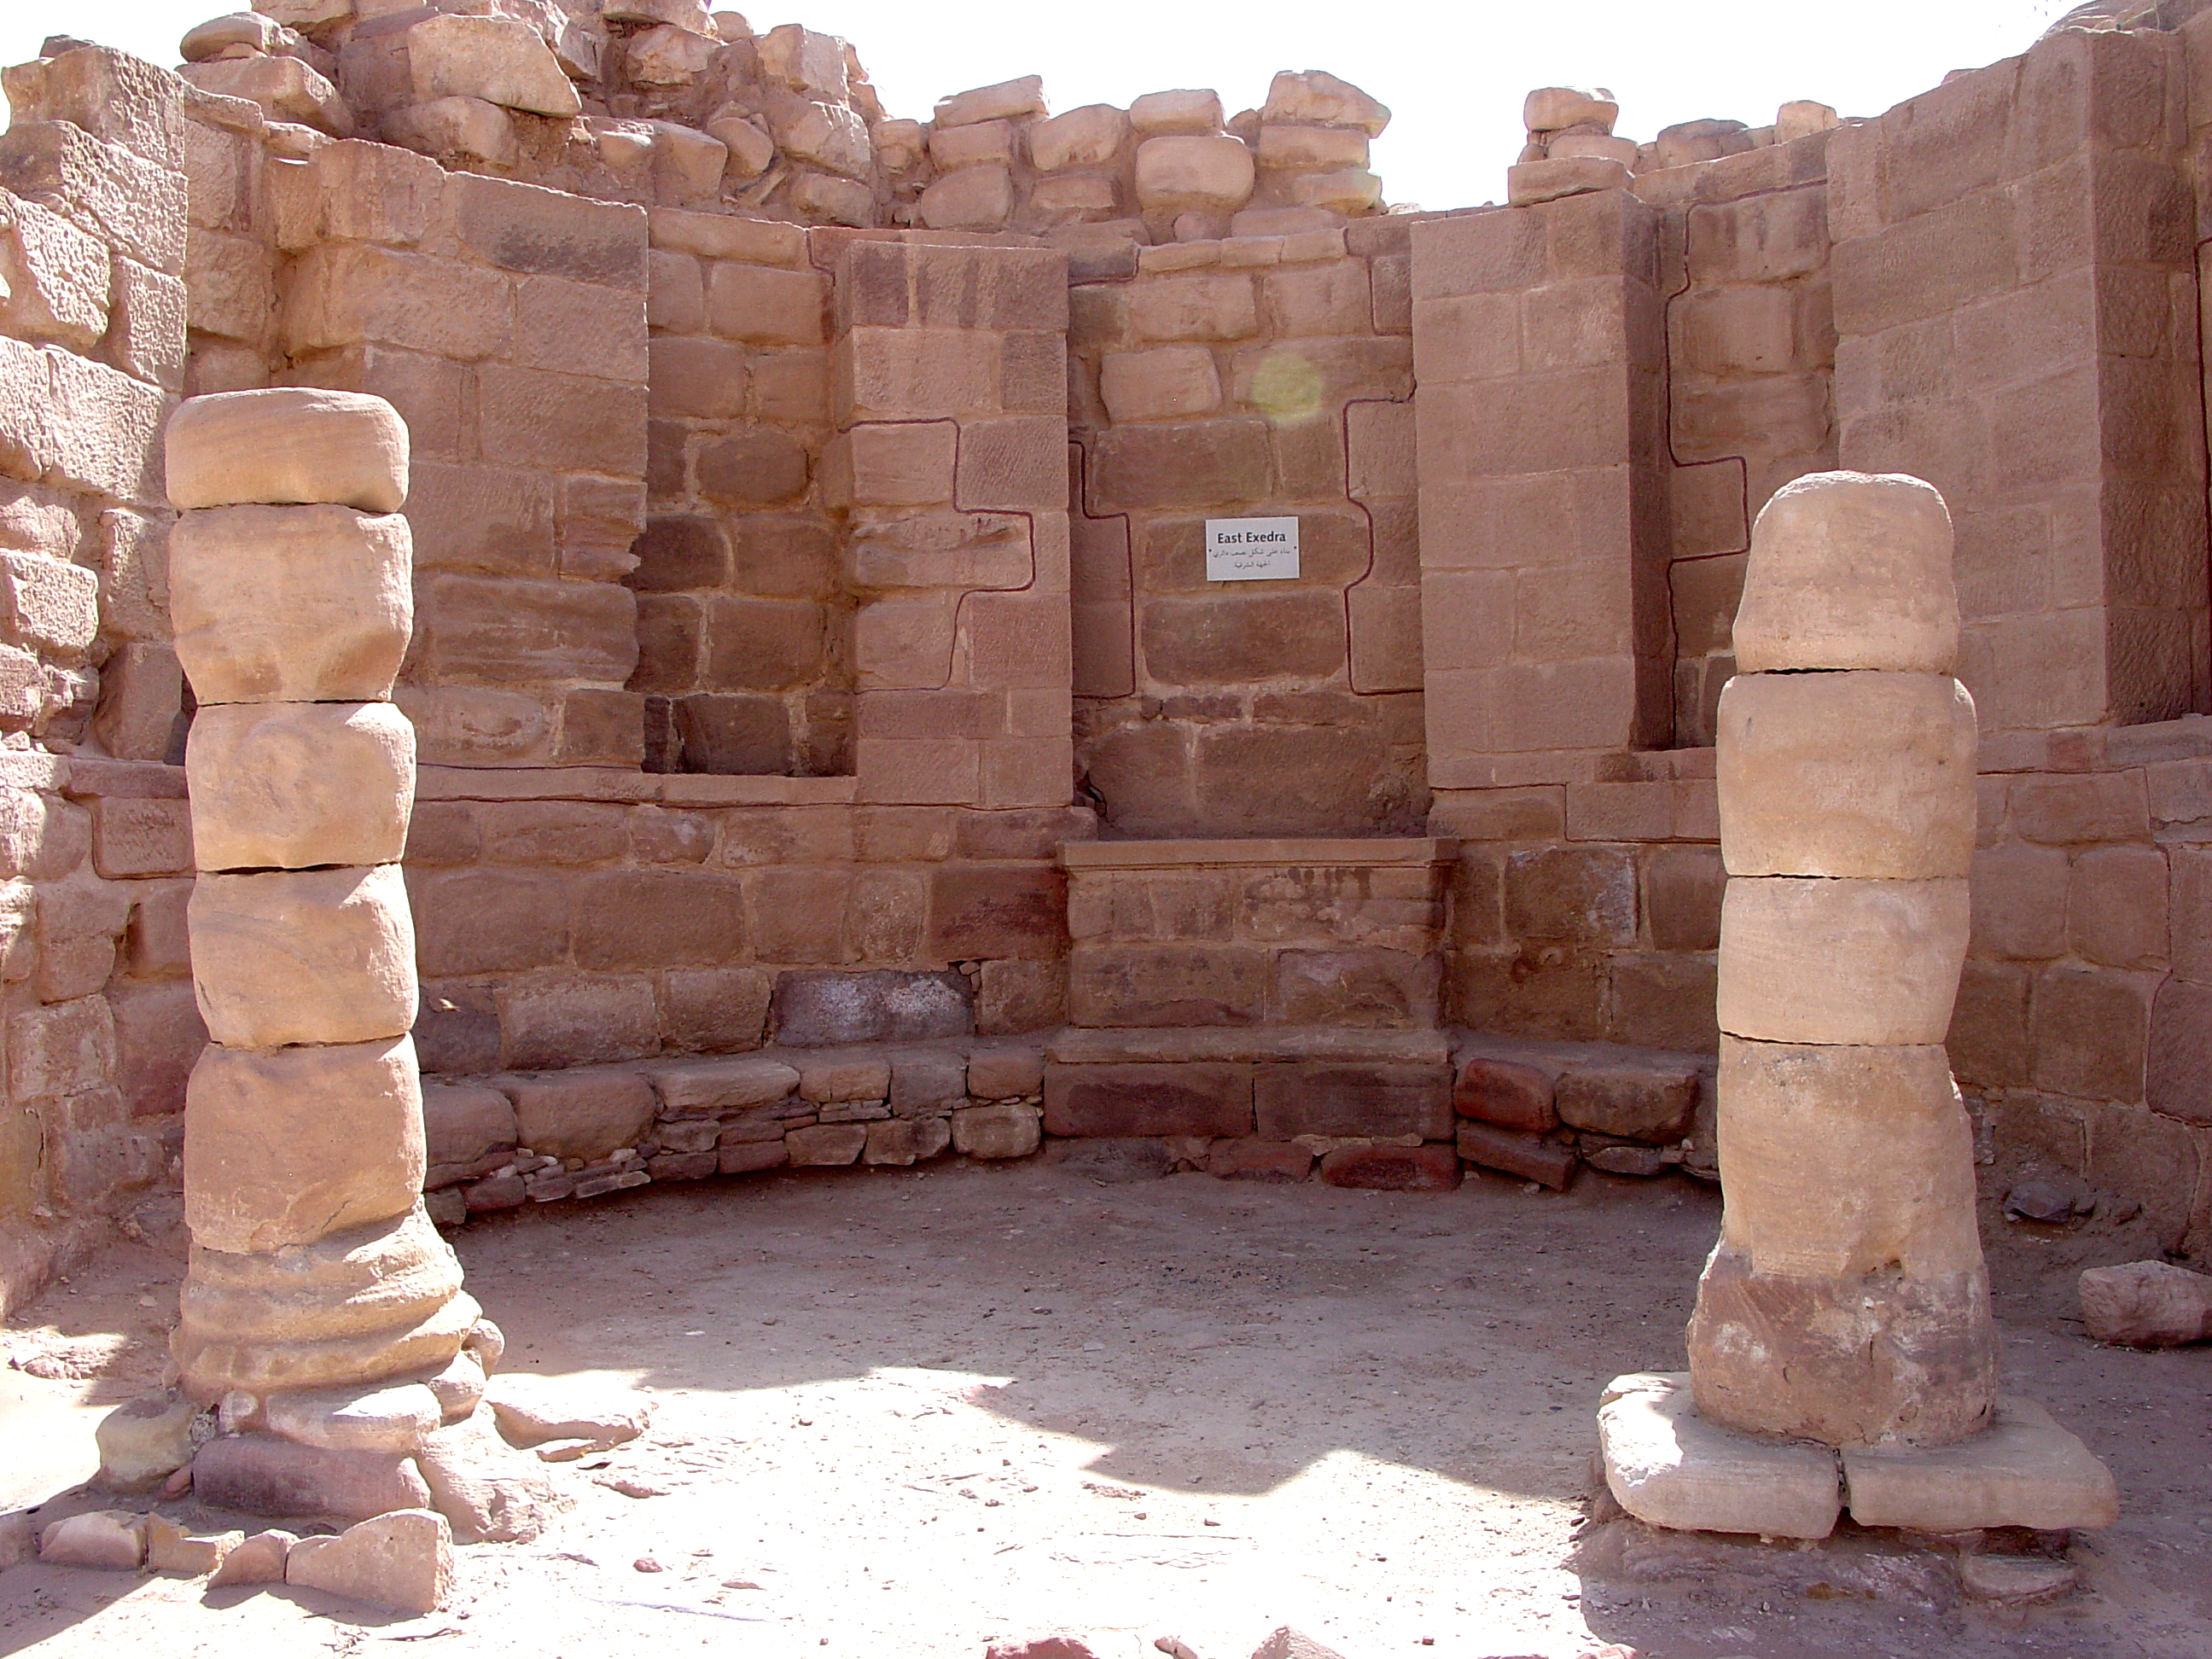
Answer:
(38, 1510, 147, 1569)
(486, 1372, 652, 1449)
(1254, 1064, 1452, 1139)
(173, 1206, 474, 1401)
(1717, 672, 1977, 880)
(647, 1054, 800, 1113)
(166, 388, 408, 513)
(405, 15, 581, 118)
(864, 1115, 952, 1166)
(192, 1434, 434, 1522)
(1205, 1136, 1313, 1181)
(413, 1406, 567, 1544)
(186, 701, 415, 871)
(1263, 70, 1390, 136)
(183, 1036, 426, 1254)
(2077, 1260, 2212, 1348)
(95, 1389, 199, 1490)
(770, 969, 974, 1045)
(286, 1507, 452, 1615)
(170, 505, 411, 704)
(1508, 156, 1630, 206)
(1318, 1143, 1459, 1190)
(189, 864, 416, 1049)
(264, 1383, 440, 1457)
(1456, 1121, 1577, 1190)
(951, 1101, 1041, 1159)
(505, 1070, 654, 1162)
(1555, 1064, 1699, 1144)
(1689, 1238, 1997, 1450)
(1044, 1062, 1254, 1138)
(1598, 1371, 1841, 1540)
(1130, 89, 1224, 136)
(1717, 877, 1970, 1045)
(1030, 104, 1129, 173)
(1708, 1040, 1980, 1280)
(966, 1045, 1045, 1100)
(386, 97, 519, 167)
(1841, 1398, 2119, 1532)
(786, 1122, 868, 1165)
(1733, 473, 1959, 674)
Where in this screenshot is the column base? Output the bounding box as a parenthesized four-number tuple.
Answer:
(1598, 1374, 2119, 1539)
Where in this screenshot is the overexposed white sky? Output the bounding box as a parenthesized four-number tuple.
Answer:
(7, 1, 2085, 211)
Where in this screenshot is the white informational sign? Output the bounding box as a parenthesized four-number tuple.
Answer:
(1205, 516, 1301, 582)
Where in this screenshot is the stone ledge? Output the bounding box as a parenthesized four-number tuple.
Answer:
(415, 765, 858, 805)
(1061, 836, 1457, 870)
(1048, 1025, 1451, 1065)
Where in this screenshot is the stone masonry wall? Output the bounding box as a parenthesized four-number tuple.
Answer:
(1955, 716, 2212, 1257)
(0, 50, 196, 1305)
(1071, 218, 1423, 837)
(637, 208, 847, 775)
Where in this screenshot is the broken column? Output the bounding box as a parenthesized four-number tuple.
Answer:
(1598, 473, 2116, 1540)
(138, 389, 510, 1528)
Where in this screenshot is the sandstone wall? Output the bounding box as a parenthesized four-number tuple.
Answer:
(0, 51, 195, 1303)
(1070, 219, 1423, 836)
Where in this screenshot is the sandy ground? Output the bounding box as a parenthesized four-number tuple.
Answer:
(0, 1160, 2208, 1659)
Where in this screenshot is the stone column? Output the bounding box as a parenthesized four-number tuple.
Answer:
(1684, 470, 1994, 1447)
(1598, 474, 2118, 1541)
(159, 388, 491, 1513)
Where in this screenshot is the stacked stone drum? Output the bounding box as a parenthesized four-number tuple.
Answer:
(163, 388, 494, 1512)
(1685, 471, 1996, 1448)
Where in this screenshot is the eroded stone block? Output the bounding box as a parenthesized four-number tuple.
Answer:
(1598, 1371, 1841, 1540)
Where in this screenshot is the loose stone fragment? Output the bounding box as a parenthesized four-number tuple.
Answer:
(2077, 1260, 2212, 1348)
(484, 1372, 653, 1449)
(94, 1388, 199, 1490)
(286, 1508, 453, 1615)
(208, 1528, 297, 1586)
(416, 1407, 571, 1544)
(146, 1516, 242, 1575)
(38, 1510, 148, 1570)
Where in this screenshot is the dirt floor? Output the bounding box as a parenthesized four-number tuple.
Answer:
(1, 1159, 2208, 1659)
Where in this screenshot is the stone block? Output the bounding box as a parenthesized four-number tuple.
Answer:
(38, 1510, 147, 1570)
(706, 261, 828, 346)
(2031, 963, 2151, 1103)
(170, 505, 410, 705)
(786, 1122, 867, 1165)
(1718, 672, 1977, 880)
(1454, 1056, 1557, 1132)
(1128, 272, 1259, 343)
(864, 1115, 952, 1166)
(1043, 1062, 1254, 1138)
(90, 796, 193, 879)
(1130, 90, 1224, 137)
(1735, 473, 1959, 673)
(476, 364, 647, 478)
(1317, 1143, 1459, 1190)
(405, 14, 578, 117)
(1254, 1063, 1452, 1139)
(1598, 1372, 1841, 1540)
(166, 387, 407, 513)
(649, 1054, 799, 1115)
(1454, 1120, 1577, 1189)
(2011, 772, 2150, 847)
(1556, 1063, 1698, 1143)
(948, 1101, 1039, 1159)
(190, 864, 416, 1049)
(207, 1530, 296, 1587)
(1031, 104, 1129, 172)
(771, 968, 975, 1045)
(1718, 877, 1969, 1045)
(694, 428, 810, 506)
(956, 417, 1069, 513)
(573, 869, 747, 969)
(1135, 134, 1256, 214)
(2067, 845, 2168, 969)
(186, 701, 414, 872)
(1505, 845, 1637, 945)
(181, 54, 351, 135)
(194, 1434, 434, 1524)
(1841, 1397, 2119, 1532)
(183, 1036, 425, 1254)
(504, 1069, 653, 1163)
(1272, 949, 1440, 1028)
(415, 575, 637, 686)
(265, 1382, 441, 1456)
(422, 1080, 517, 1186)
(917, 166, 1015, 231)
